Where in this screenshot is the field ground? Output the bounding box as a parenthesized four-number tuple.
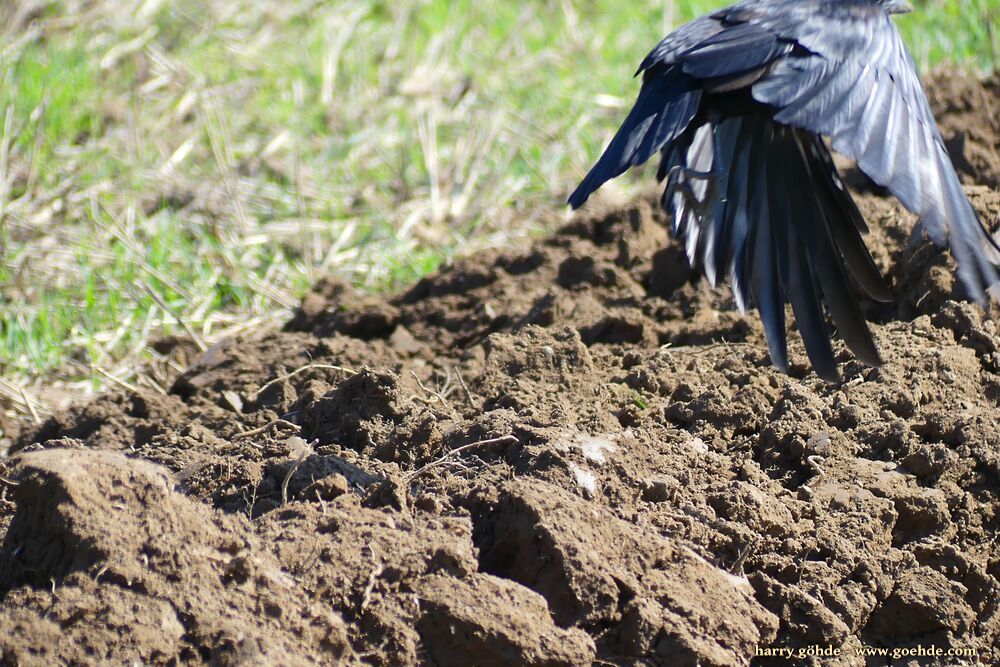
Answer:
(1, 0, 1000, 661)
(1, 0, 998, 427)
(0, 70, 998, 660)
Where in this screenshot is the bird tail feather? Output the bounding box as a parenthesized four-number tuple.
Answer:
(664, 113, 889, 382)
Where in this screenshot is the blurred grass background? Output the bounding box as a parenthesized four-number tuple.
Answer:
(0, 0, 997, 421)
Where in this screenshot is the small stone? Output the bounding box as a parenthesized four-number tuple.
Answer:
(302, 474, 350, 502)
(642, 478, 674, 503)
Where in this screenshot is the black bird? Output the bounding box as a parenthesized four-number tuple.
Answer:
(568, 0, 1000, 382)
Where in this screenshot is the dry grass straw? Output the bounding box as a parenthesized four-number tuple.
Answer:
(0, 0, 560, 428)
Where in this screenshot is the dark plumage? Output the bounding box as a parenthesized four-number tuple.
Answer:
(569, 0, 1000, 382)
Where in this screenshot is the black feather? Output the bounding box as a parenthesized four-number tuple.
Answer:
(568, 69, 700, 209)
(745, 119, 789, 372)
(791, 131, 883, 367)
(767, 127, 838, 381)
(569, 0, 999, 381)
(803, 135, 894, 303)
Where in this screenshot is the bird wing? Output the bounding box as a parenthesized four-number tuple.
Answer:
(567, 9, 795, 210)
(736, 0, 1000, 299)
(569, 0, 997, 378)
(613, 0, 999, 299)
(566, 70, 702, 209)
(636, 13, 728, 74)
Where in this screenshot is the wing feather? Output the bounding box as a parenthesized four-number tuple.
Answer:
(745, 1, 999, 299)
(569, 0, 996, 381)
(568, 69, 701, 209)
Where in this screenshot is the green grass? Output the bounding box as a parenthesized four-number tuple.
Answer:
(0, 0, 997, 418)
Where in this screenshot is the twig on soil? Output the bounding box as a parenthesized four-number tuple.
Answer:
(281, 438, 315, 505)
(439, 367, 455, 400)
(798, 455, 826, 500)
(0, 378, 45, 424)
(315, 487, 328, 515)
(92, 366, 139, 393)
(20, 385, 41, 424)
(730, 543, 753, 574)
(135, 372, 167, 395)
(406, 434, 519, 483)
(844, 375, 865, 388)
(245, 485, 258, 520)
(93, 561, 112, 583)
(0, 476, 19, 487)
(451, 365, 477, 409)
(252, 363, 356, 400)
(232, 418, 300, 441)
(805, 455, 826, 481)
(409, 370, 450, 409)
(359, 545, 383, 614)
(661, 341, 762, 355)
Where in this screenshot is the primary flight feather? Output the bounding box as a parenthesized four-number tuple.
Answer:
(569, 0, 1000, 382)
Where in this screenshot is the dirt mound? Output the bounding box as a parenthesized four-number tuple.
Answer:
(2, 74, 1000, 666)
(926, 71, 1000, 189)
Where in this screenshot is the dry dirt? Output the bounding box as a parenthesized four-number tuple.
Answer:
(1, 73, 1000, 667)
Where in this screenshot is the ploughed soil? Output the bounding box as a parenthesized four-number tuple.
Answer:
(1, 73, 1000, 667)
